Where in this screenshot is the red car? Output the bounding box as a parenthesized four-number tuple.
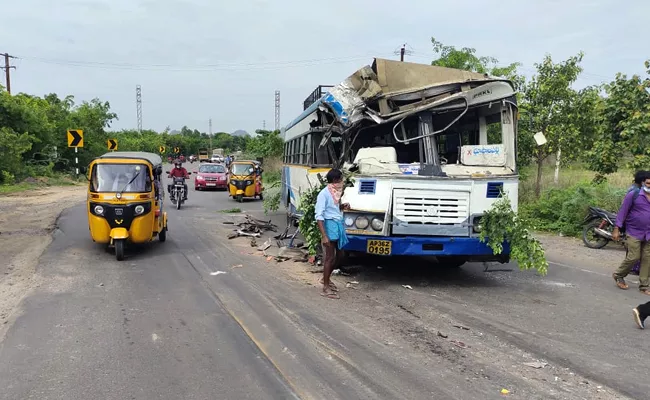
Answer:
(194, 163, 228, 190)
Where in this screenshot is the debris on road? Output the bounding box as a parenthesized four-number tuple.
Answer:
(257, 239, 272, 251)
(346, 281, 359, 288)
(500, 388, 510, 395)
(402, 285, 413, 290)
(453, 324, 470, 331)
(523, 361, 548, 369)
(231, 264, 243, 269)
(278, 246, 308, 261)
(210, 271, 227, 276)
(332, 269, 341, 275)
(437, 331, 448, 339)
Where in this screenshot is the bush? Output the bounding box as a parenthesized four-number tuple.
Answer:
(520, 182, 625, 236)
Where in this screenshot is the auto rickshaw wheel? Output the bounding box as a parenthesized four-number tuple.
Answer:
(235, 194, 243, 203)
(115, 239, 125, 261)
(258, 193, 264, 201)
(158, 227, 167, 242)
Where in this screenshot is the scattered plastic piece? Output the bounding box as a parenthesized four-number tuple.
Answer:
(402, 285, 413, 290)
(210, 271, 227, 276)
(231, 264, 244, 269)
(501, 388, 510, 395)
(332, 269, 341, 275)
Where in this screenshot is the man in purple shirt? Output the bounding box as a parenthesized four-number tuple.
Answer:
(613, 174, 650, 293)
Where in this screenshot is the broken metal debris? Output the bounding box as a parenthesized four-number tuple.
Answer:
(453, 324, 470, 331)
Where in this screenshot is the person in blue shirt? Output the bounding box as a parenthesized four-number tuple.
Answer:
(315, 169, 349, 299)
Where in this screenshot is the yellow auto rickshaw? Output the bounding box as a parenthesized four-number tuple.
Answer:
(228, 160, 263, 203)
(87, 151, 168, 260)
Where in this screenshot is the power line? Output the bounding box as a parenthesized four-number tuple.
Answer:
(1, 53, 17, 94)
(14, 53, 395, 72)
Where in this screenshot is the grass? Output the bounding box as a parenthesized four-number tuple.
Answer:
(0, 175, 82, 195)
(519, 164, 632, 203)
(220, 208, 242, 214)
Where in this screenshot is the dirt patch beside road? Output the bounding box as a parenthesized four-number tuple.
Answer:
(0, 186, 86, 337)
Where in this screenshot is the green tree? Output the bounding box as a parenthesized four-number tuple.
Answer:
(518, 53, 584, 197)
(586, 60, 650, 178)
(430, 37, 524, 89)
(246, 129, 283, 158)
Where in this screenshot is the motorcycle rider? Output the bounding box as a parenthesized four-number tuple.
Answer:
(168, 160, 189, 201)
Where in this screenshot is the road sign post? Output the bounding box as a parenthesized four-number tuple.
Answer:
(107, 139, 118, 151)
(67, 130, 84, 177)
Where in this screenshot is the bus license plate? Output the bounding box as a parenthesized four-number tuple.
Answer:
(367, 240, 392, 256)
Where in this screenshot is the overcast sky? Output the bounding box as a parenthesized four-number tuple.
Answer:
(2, 0, 648, 134)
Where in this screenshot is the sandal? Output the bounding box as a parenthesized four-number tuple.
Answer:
(613, 274, 629, 290)
(640, 288, 650, 296)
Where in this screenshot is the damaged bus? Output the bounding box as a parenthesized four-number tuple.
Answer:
(281, 58, 518, 267)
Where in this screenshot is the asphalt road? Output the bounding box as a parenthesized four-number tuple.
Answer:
(0, 172, 648, 399)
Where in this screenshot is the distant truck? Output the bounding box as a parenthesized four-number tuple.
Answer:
(212, 148, 224, 157)
(198, 148, 209, 162)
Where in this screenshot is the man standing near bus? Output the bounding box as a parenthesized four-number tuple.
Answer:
(315, 169, 350, 299)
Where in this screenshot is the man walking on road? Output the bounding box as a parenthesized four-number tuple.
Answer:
(315, 169, 349, 299)
(613, 173, 650, 293)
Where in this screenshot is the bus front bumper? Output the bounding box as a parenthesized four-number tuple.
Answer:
(343, 234, 510, 262)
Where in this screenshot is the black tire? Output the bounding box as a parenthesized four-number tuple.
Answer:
(436, 256, 466, 268)
(258, 193, 264, 201)
(582, 220, 610, 249)
(159, 226, 167, 242)
(235, 194, 243, 203)
(115, 239, 125, 261)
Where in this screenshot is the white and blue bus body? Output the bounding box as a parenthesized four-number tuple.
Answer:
(281, 65, 518, 266)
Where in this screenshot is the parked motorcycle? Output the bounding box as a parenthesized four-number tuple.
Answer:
(582, 206, 623, 249)
(170, 177, 188, 210)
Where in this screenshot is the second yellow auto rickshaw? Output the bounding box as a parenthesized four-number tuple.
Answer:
(87, 151, 168, 260)
(228, 160, 263, 202)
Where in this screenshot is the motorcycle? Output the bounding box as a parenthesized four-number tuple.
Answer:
(170, 177, 188, 210)
(582, 206, 623, 249)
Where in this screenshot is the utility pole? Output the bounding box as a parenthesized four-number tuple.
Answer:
(1, 53, 17, 94)
(136, 85, 142, 133)
(209, 118, 213, 151)
(263, 120, 266, 130)
(274, 90, 281, 131)
(395, 44, 412, 62)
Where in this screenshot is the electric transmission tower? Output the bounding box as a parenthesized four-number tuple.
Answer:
(274, 90, 281, 130)
(136, 85, 142, 133)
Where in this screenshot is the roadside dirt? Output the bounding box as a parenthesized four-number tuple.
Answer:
(0, 186, 86, 337)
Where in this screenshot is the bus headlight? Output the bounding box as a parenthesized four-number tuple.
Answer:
(473, 216, 483, 233)
(93, 205, 104, 215)
(135, 205, 145, 215)
(344, 216, 354, 227)
(371, 218, 384, 231)
(355, 216, 369, 230)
